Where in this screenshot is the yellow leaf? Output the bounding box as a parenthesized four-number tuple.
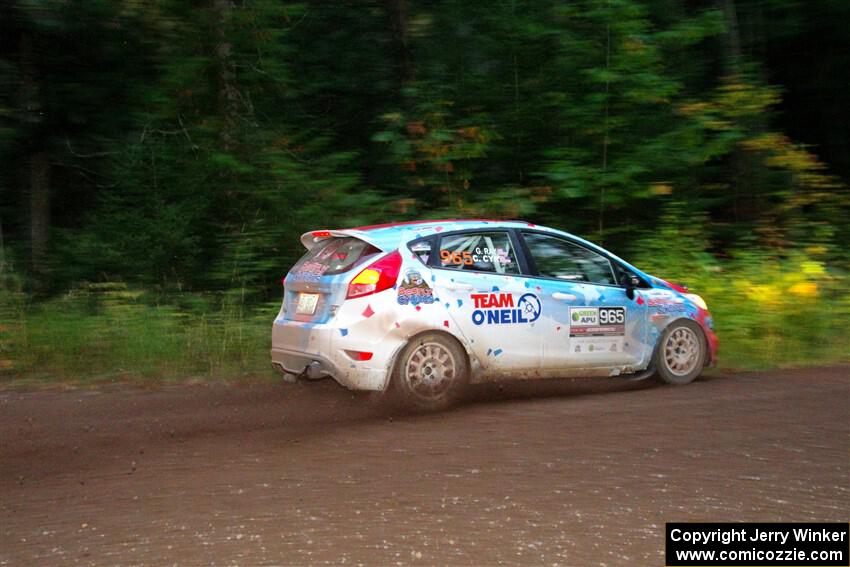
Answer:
(788, 282, 818, 297)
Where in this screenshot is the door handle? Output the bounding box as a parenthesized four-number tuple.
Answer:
(445, 282, 474, 291)
(551, 292, 578, 302)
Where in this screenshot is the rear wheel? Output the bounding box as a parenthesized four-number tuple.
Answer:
(392, 332, 469, 411)
(654, 320, 706, 385)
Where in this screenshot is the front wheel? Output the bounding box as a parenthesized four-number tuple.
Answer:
(654, 320, 707, 385)
(392, 332, 469, 411)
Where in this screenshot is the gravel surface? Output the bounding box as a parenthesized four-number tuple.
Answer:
(1, 367, 848, 566)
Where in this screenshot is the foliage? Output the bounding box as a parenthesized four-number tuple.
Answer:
(0, 283, 274, 383)
(632, 206, 849, 369)
(0, 0, 847, 382)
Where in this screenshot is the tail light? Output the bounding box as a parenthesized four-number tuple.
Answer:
(346, 251, 402, 299)
(345, 350, 374, 361)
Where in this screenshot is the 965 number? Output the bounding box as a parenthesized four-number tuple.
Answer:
(440, 250, 474, 266)
(599, 307, 625, 324)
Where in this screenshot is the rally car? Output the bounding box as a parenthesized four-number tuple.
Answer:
(271, 219, 718, 409)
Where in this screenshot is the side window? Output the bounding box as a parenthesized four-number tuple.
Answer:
(437, 232, 519, 274)
(522, 232, 616, 285)
(407, 238, 433, 265)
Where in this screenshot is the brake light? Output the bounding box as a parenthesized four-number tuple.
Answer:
(312, 230, 332, 238)
(346, 251, 402, 299)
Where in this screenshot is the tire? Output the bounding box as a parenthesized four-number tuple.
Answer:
(654, 319, 707, 385)
(391, 332, 469, 411)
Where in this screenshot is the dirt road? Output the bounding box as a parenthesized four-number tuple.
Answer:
(1, 367, 848, 566)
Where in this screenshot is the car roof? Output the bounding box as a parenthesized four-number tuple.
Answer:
(303, 219, 553, 251)
(301, 219, 649, 279)
(301, 219, 545, 250)
(351, 218, 543, 237)
(350, 218, 503, 231)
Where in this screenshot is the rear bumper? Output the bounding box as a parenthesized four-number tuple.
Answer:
(271, 317, 399, 391)
(270, 347, 335, 377)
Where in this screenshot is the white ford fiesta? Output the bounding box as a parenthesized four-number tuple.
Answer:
(272, 219, 718, 409)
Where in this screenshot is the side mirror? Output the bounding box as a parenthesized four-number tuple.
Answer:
(625, 274, 641, 300)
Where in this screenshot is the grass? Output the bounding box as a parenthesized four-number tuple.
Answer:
(2, 254, 848, 388)
(0, 285, 278, 387)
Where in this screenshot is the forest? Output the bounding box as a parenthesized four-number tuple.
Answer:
(0, 0, 847, 382)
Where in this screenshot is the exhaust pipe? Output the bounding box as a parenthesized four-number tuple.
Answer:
(304, 361, 325, 380)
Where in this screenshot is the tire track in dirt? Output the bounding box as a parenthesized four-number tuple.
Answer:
(1, 367, 847, 565)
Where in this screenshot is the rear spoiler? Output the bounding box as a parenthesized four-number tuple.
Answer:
(299, 229, 387, 252)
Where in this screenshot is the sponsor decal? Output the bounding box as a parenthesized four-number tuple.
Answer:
(471, 292, 541, 325)
(651, 303, 687, 315)
(571, 308, 598, 325)
(569, 306, 626, 354)
(570, 306, 625, 330)
(648, 297, 688, 321)
(645, 288, 677, 300)
(397, 269, 435, 305)
(648, 297, 687, 311)
(289, 260, 328, 282)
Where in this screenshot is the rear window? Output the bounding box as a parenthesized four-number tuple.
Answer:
(290, 237, 380, 279)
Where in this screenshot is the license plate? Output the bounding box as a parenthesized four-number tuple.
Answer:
(295, 293, 319, 315)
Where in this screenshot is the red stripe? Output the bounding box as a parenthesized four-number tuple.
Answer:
(348, 218, 502, 231)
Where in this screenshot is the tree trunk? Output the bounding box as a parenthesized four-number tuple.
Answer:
(721, 0, 765, 225)
(214, 0, 240, 153)
(721, 0, 742, 76)
(386, 0, 413, 87)
(29, 152, 50, 276)
(19, 32, 50, 278)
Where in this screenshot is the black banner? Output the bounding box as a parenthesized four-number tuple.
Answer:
(666, 523, 849, 566)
